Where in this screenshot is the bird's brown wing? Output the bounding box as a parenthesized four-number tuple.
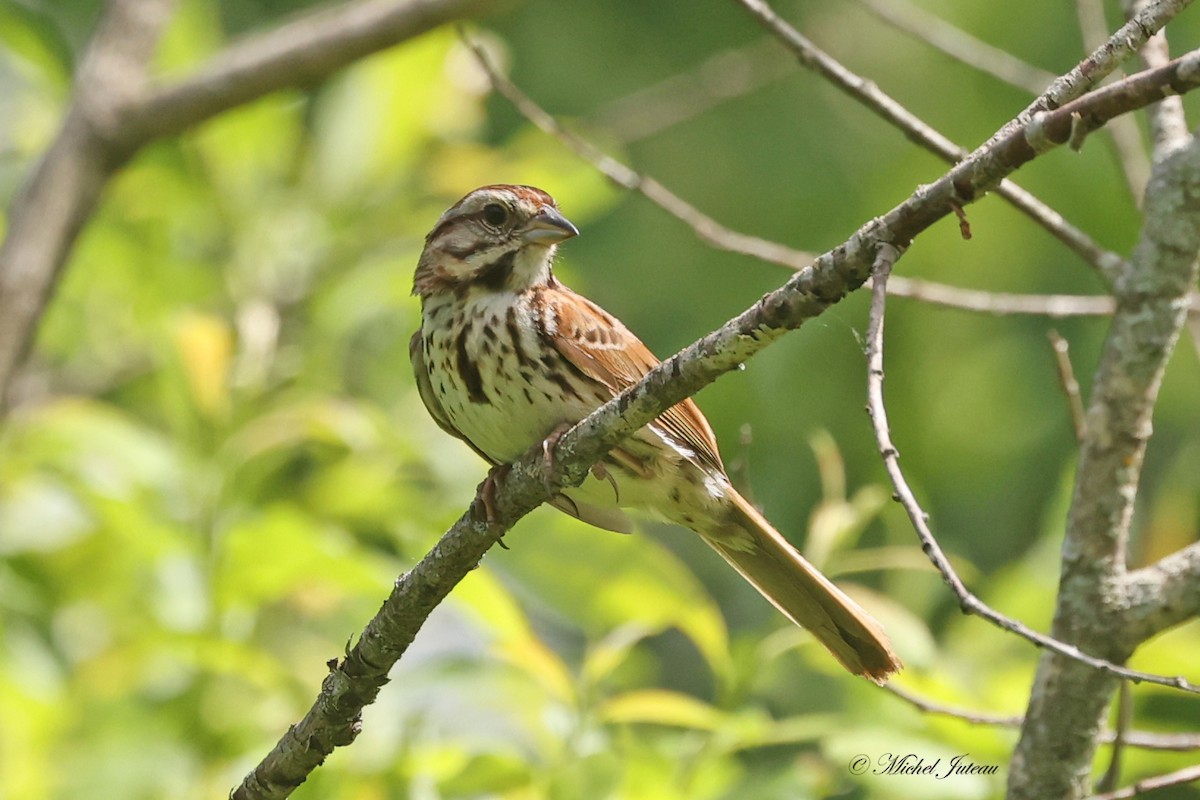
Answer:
(540, 285, 725, 474)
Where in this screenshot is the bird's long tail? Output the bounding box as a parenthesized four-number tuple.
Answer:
(700, 489, 901, 684)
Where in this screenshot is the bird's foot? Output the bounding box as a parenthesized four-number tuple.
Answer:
(474, 463, 512, 549)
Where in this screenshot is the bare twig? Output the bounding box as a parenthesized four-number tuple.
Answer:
(1089, 764, 1200, 800)
(884, 683, 1023, 727)
(883, 278, 1117, 317)
(1047, 330, 1088, 441)
(1096, 682, 1134, 792)
(863, 237, 1198, 694)
(884, 683, 1200, 751)
(592, 39, 792, 143)
(1112, 731, 1200, 752)
(732, 0, 1136, 282)
(855, 0, 1056, 95)
(1076, 0, 1153, 203)
(1125, 0, 1191, 153)
(1008, 0, 1193, 120)
(463, 32, 817, 271)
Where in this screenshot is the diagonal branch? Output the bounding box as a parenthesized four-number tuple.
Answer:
(862, 237, 1195, 693)
(0, 0, 500, 409)
(854, 0, 1056, 95)
(732, 0, 1138, 282)
(884, 684, 1200, 751)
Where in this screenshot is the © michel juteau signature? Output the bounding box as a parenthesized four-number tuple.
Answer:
(850, 752, 1000, 779)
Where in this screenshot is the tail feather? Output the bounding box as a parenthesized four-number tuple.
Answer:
(703, 489, 902, 684)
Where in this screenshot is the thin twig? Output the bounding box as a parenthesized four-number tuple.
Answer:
(884, 683, 1023, 727)
(592, 39, 792, 144)
(733, 0, 1132, 283)
(1125, 0, 1191, 153)
(1047, 330, 1088, 441)
(864, 240, 1199, 694)
(1089, 764, 1200, 800)
(1006, 0, 1192, 122)
(1076, 0, 1152, 203)
(883, 278, 1117, 317)
(1096, 682, 1135, 792)
(855, 0, 1056, 95)
(463, 32, 817, 271)
(884, 683, 1200, 751)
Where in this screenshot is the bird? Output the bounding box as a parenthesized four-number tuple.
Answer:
(409, 184, 900, 683)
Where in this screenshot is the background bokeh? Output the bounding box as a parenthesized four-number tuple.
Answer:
(1, 1, 1198, 798)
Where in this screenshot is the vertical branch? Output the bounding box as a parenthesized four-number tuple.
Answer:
(1047, 330, 1087, 441)
(1008, 132, 1200, 800)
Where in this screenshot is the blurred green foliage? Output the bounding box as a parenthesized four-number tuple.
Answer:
(1, 1, 1199, 798)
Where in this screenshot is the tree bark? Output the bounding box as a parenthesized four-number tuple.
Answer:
(1008, 132, 1200, 800)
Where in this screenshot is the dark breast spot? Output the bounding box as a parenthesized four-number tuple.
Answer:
(454, 322, 488, 404)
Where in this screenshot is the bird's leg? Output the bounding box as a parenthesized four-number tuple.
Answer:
(540, 422, 574, 496)
(474, 463, 511, 549)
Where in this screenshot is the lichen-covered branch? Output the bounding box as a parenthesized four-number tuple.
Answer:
(1008, 131, 1200, 800)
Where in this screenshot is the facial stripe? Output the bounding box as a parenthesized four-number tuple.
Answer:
(476, 250, 517, 291)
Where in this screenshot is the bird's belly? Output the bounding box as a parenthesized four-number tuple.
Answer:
(438, 373, 588, 464)
(424, 307, 606, 465)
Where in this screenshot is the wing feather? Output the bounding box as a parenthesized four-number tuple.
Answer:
(538, 285, 725, 473)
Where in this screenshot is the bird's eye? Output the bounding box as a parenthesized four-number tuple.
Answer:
(482, 203, 510, 227)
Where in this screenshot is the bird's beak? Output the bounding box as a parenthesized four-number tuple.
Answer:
(522, 207, 579, 244)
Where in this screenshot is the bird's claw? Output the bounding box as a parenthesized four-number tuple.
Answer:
(541, 423, 573, 496)
(475, 464, 511, 549)
(591, 461, 620, 503)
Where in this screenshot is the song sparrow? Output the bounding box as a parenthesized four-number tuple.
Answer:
(410, 185, 900, 682)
